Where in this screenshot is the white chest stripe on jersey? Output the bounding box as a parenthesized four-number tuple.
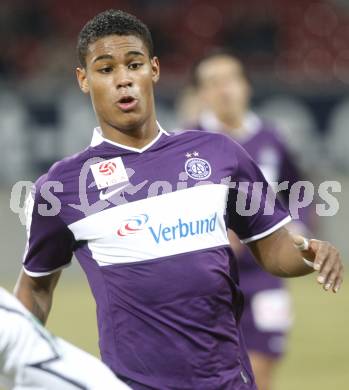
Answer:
(68, 184, 230, 266)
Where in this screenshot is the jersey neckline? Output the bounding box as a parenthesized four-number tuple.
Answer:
(90, 121, 169, 153)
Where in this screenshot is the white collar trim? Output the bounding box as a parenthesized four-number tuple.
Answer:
(90, 121, 169, 153)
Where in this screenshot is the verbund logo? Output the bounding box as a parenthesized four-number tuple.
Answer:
(99, 161, 117, 176)
(149, 213, 218, 244)
(116, 213, 218, 243)
(117, 214, 149, 237)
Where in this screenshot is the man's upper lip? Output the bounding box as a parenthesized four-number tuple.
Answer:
(116, 94, 137, 103)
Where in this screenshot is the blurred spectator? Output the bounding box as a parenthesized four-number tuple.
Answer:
(188, 51, 315, 390)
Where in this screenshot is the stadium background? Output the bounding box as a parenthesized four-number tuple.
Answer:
(0, 0, 348, 389)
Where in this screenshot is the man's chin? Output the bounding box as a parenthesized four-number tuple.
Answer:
(110, 116, 146, 132)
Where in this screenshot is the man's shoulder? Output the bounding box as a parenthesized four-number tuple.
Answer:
(34, 147, 92, 189)
(168, 128, 235, 145)
(254, 120, 288, 146)
(48, 148, 92, 181)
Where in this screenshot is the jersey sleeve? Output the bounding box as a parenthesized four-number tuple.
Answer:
(226, 140, 291, 243)
(22, 174, 75, 277)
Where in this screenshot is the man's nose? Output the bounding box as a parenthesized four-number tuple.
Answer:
(116, 69, 133, 89)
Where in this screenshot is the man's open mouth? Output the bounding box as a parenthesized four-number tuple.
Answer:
(116, 96, 138, 111)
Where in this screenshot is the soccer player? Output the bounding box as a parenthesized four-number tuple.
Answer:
(0, 286, 130, 389)
(13, 9, 343, 390)
(191, 51, 314, 390)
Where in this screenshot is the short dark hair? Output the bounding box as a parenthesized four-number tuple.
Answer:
(191, 48, 249, 88)
(77, 9, 154, 68)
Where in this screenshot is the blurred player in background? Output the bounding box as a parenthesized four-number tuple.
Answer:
(191, 52, 314, 390)
(12, 9, 343, 390)
(0, 286, 130, 389)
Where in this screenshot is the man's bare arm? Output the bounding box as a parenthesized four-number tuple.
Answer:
(14, 270, 61, 324)
(247, 227, 344, 293)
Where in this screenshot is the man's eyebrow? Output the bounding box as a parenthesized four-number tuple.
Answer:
(125, 50, 145, 57)
(92, 51, 145, 64)
(93, 54, 114, 64)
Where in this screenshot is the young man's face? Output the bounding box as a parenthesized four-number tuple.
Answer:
(197, 56, 250, 122)
(76, 35, 160, 133)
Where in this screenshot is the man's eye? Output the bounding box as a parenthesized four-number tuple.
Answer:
(128, 63, 143, 70)
(98, 67, 113, 73)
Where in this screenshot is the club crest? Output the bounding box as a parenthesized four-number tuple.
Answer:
(185, 157, 211, 180)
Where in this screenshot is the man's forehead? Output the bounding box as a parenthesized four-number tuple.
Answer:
(87, 35, 147, 60)
(200, 56, 242, 78)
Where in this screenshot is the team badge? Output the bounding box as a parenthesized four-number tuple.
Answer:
(185, 152, 211, 180)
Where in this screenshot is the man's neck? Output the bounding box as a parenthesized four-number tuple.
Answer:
(100, 117, 159, 149)
(217, 114, 246, 138)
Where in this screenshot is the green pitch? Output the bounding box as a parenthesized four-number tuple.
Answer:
(2, 273, 347, 389)
(47, 273, 348, 390)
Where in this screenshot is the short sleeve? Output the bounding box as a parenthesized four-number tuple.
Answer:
(226, 141, 291, 243)
(22, 175, 75, 277)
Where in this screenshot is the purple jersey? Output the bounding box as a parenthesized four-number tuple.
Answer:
(23, 125, 290, 389)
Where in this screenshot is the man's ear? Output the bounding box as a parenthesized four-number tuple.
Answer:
(151, 57, 160, 84)
(76, 67, 89, 94)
